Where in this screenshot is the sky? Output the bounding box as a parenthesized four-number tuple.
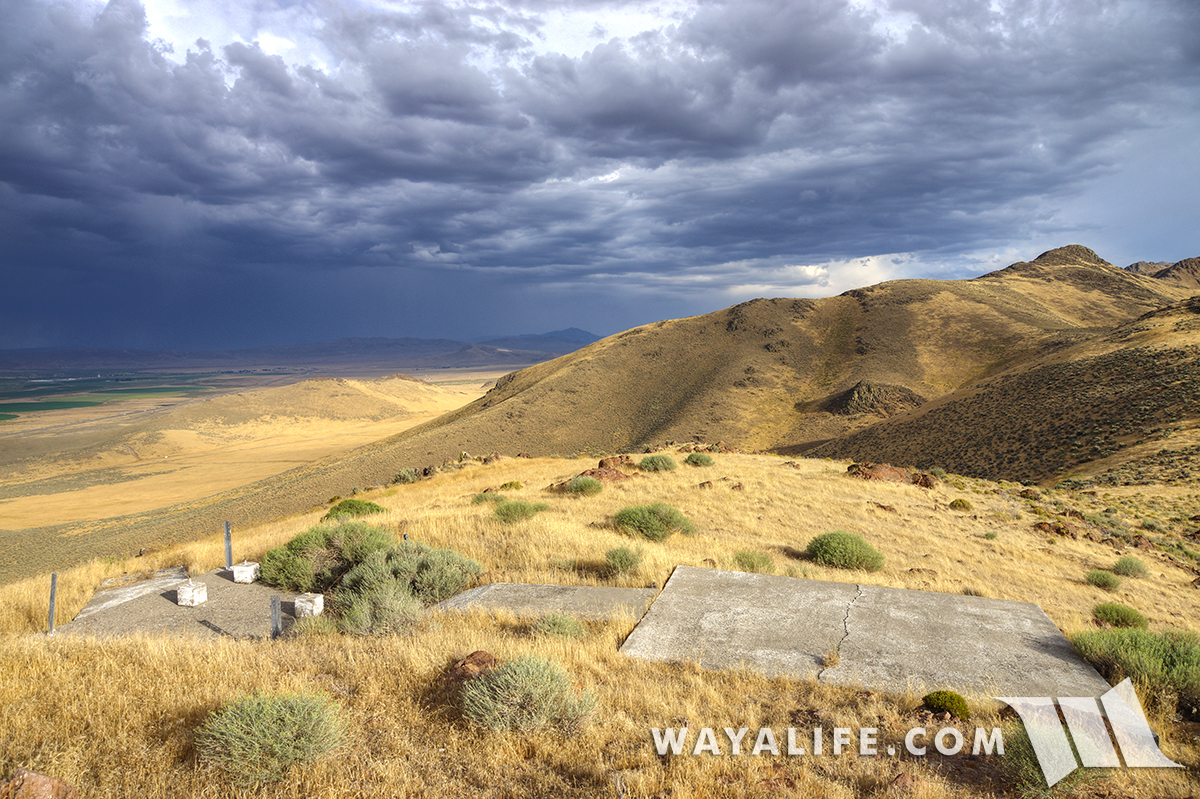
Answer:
(2, 0, 1198, 350)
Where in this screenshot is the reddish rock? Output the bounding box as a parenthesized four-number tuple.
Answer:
(1191, 576, 1200, 590)
(579, 467, 630, 483)
(907, 568, 938, 577)
(847, 462, 913, 483)
(0, 770, 77, 799)
(442, 651, 498, 701)
(598, 455, 633, 469)
(1034, 521, 1078, 539)
(1131, 534, 1155, 551)
(887, 772, 919, 794)
(697, 481, 714, 489)
(731, 482, 745, 492)
(911, 472, 937, 489)
(783, 461, 803, 469)
(873, 503, 898, 513)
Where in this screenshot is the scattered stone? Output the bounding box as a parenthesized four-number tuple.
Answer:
(873, 503, 898, 513)
(887, 772, 919, 794)
(702, 559, 717, 568)
(907, 568, 938, 577)
(783, 461, 803, 469)
(847, 462, 912, 483)
(516, 452, 531, 459)
(697, 481, 714, 489)
(0, 769, 77, 799)
(731, 482, 745, 492)
(481, 452, 502, 464)
(1034, 521, 1078, 539)
(599, 455, 633, 469)
(912, 473, 937, 489)
(1131, 534, 1156, 551)
(1191, 576, 1200, 590)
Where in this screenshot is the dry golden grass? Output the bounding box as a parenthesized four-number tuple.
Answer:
(2, 453, 1199, 796)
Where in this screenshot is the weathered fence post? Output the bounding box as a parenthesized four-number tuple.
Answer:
(224, 521, 233, 569)
(270, 595, 282, 639)
(47, 573, 57, 636)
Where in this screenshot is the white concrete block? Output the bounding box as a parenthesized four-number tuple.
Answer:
(231, 561, 260, 584)
(296, 592, 324, 617)
(177, 580, 207, 607)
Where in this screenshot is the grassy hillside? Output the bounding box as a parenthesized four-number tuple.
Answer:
(813, 297, 1200, 484)
(1, 452, 1197, 797)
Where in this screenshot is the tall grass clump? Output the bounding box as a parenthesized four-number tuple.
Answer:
(1085, 569, 1121, 591)
(683, 452, 714, 467)
(195, 692, 347, 784)
(638, 455, 677, 472)
(321, 498, 386, 522)
(605, 546, 642, 576)
(494, 499, 549, 523)
(1112, 556, 1148, 578)
(566, 476, 603, 497)
(460, 656, 597, 733)
(1071, 628, 1200, 718)
(614, 503, 696, 541)
(805, 531, 884, 572)
(471, 492, 505, 505)
(1093, 602, 1148, 629)
(733, 550, 773, 573)
(531, 614, 587, 639)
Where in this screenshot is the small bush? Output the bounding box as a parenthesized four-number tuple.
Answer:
(948, 498, 973, 512)
(1093, 602, 1148, 629)
(614, 503, 696, 541)
(928, 467, 947, 477)
(733, 550, 773, 573)
(196, 692, 347, 784)
(392, 468, 420, 485)
(1072, 627, 1200, 718)
(494, 499, 549, 523)
(531, 614, 587, 639)
(471, 492, 505, 505)
(1112, 556, 1148, 578)
(605, 546, 642, 576)
(922, 690, 970, 720)
(261, 523, 394, 593)
(499, 481, 524, 490)
(638, 455, 677, 472)
(335, 581, 423, 635)
(566, 476, 603, 496)
(683, 452, 714, 467)
(460, 655, 597, 733)
(1085, 569, 1121, 591)
(321, 499, 385, 522)
(805, 531, 884, 572)
(984, 531, 998, 540)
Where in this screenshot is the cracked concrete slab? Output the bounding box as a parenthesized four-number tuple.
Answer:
(72, 566, 189, 621)
(435, 583, 658, 621)
(620, 566, 1111, 697)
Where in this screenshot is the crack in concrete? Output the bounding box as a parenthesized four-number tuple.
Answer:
(817, 583, 864, 681)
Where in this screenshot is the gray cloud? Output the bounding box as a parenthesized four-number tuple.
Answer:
(1, 0, 1197, 348)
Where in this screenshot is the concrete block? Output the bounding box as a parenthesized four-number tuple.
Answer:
(177, 580, 207, 607)
(231, 561, 260, 584)
(296, 592, 324, 617)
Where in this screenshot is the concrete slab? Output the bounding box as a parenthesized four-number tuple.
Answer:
(620, 566, 1111, 698)
(73, 566, 189, 621)
(435, 583, 658, 621)
(56, 569, 302, 640)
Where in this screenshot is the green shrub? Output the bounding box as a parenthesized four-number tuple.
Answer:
(613, 503, 696, 541)
(471, 492, 505, 504)
(1072, 628, 1200, 718)
(531, 614, 587, 639)
(638, 455, 677, 472)
(261, 523, 394, 593)
(1085, 569, 1121, 591)
(321, 499, 386, 522)
(499, 481, 524, 491)
(999, 720, 1093, 796)
(948, 498, 973, 512)
(928, 467, 947, 477)
(805, 531, 884, 572)
(460, 655, 596, 733)
(566, 476, 603, 496)
(1093, 602, 1148, 629)
(683, 452, 714, 467)
(984, 531, 998, 540)
(922, 690, 970, 720)
(195, 692, 347, 784)
(392, 468, 420, 485)
(1112, 556, 1148, 578)
(733, 550, 773, 573)
(605, 546, 642, 576)
(335, 580, 423, 635)
(494, 499, 549, 523)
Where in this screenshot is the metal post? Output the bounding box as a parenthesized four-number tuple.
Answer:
(224, 521, 233, 569)
(270, 595, 282, 639)
(48, 573, 57, 636)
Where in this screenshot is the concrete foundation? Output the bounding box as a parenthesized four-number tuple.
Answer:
(176, 580, 207, 607)
(231, 561, 260, 584)
(295, 593, 324, 617)
(435, 583, 658, 621)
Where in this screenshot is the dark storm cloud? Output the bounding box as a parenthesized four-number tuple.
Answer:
(1, 0, 1197, 348)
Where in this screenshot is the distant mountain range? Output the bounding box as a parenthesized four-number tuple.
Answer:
(0, 329, 602, 373)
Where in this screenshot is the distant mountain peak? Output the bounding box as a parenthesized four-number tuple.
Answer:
(1031, 244, 1111, 267)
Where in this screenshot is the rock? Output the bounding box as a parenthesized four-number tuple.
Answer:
(1191, 576, 1200, 590)
(516, 452, 531, 459)
(702, 559, 717, 567)
(783, 461, 803, 469)
(911, 472, 937, 489)
(579, 467, 629, 483)
(442, 651, 498, 701)
(731, 482, 745, 491)
(697, 481, 714, 489)
(599, 455, 633, 469)
(0, 769, 77, 799)
(847, 462, 913, 483)
(1033, 521, 1078, 539)
(873, 503, 898, 513)
(887, 772, 919, 794)
(907, 568, 938, 577)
